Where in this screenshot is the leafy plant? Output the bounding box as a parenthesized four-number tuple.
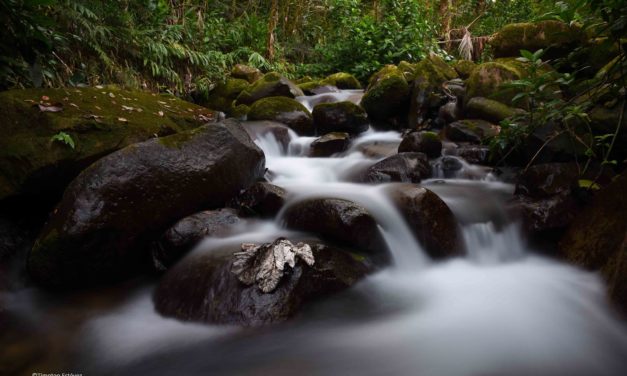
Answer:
(50, 131, 75, 149)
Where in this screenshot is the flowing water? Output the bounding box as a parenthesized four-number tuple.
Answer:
(4, 91, 627, 375)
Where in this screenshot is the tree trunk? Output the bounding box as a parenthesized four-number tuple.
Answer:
(267, 0, 279, 61)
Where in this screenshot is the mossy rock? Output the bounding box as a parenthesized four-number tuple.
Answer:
(312, 101, 369, 135)
(294, 76, 314, 84)
(490, 20, 586, 59)
(444, 119, 499, 144)
(453, 60, 477, 79)
(235, 72, 304, 106)
(361, 66, 410, 128)
(298, 81, 324, 95)
(412, 54, 458, 88)
(465, 59, 524, 106)
(397, 61, 417, 81)
(320, 73, 361, 90)
(559, 172, 627, 314)
(0, 87, 217, 202)
(231, 64, 263, 83)
(466, 97, 524, 123)
(248, 96, 313, 135)
(200, 78, 249, 113)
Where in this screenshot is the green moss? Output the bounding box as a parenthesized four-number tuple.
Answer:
(362, 66, 410, 122)
(235, 72, 303, 105)
(298, 80, 323, 93)
(320, 72, 361, 89)
(490, 20, 585, 58)
(0, 87, 215, 200)
(294, 76, 314, 84)
(453, 60, 477, 79)
(466, 97, 522, 123)
(397, 61, 417, 81)
(157, 126, 204, 149)
(201, 78, 249, 112)
(421, 131, 439, 141)
(248, 96, 311, 120)
(412, 54, 458, 90)
(231, 64, 262, 83)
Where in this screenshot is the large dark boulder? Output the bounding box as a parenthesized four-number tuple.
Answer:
(283, 198, 386, 256)
(320, 72, 362, 89)
(27, 120, 265, 288)
(398, 131, 442, 158)
(361, 65, 410, 129)
(235, 72, 304, 106)
(247, 97, 313, 136)
(363, 152, 431, 183)
(153, 239, 371, 326)
(151, 209, 241, 271)
(386, 184, 461, 259)
(559, 172, 627, 314)
(444, 119, 499, 144)
(466, 97, 523, 124)
(312, 101, 368, 135)
(515, 163, 579, 198)
(0, 87, 218, 204)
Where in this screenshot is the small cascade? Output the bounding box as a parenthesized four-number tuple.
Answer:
(296, 90, 364, 112)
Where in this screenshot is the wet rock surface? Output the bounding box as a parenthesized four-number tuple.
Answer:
(28, 120, 265, 288)
(445, 119, 499, 144)
(283, 198, 386, 256)
(363, 152, 431, 183)
(310, 132, 350, 157)
(236, 182, 287, 218)
(235, 73, 304, 106)
(247, 97, 313, 136)
(398, 131, 442, 158)
(151, 209, 242, 271)
(312, 101, 368, 135)
(153, 239, 371, 326)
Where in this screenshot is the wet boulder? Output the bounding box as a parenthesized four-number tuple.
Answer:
(398, 131, 442, 158)
(438, 101, 461, 124)
(283, 198, 386, 256)
(0, 87, 218, 204)
(465, 58, 528, 106)
(386, 184, 461, 259)
(466, 97, 523, 124)
(320, 72, 362, 90)
(490, 21, 586, 59)
(235, 72, 304, 106)
(509, 192, 579, 235)
(310, 132, 350, 157)
(231, 64, 263, 83)
(153, 238, 371, 326)
(28, 120, 265, 288)
(559, 172, 627, 314)
(247, 97, 313, 136)
(236, 182, 287, 218)
(455, 144, 490, 165)
(355, 140, 399, 158)
(363, 152, 431, 183)
(444, 119, 499, 144)
(198, 78, 249, 115)
(361, 65, 410, 128)
(515, 163, 579, 198)
(453, 60, 477, 79)
(151, 209, 241, 272)
(312, 101, 369, 135)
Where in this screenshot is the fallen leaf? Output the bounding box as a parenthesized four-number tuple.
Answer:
(108, 92, 116, 98)
(111, 100, 117, 105)
(95, 85, 104, 89)
(23, 99, 36, 104)
(158, 111, 164, 117)
(62, 97, 69, 101)
(69, 103, 79, 109)
(95, 105, 102, 110)
(157, 100, 167, 105)
(38, 103, 64, 112)
(41, 95, 50, 101)
(122, 105, 135, 112)
(117, 117, 128, 123)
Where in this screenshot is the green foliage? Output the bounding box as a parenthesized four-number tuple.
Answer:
(50, 131, 75, 149)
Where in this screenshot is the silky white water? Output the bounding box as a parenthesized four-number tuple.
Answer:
(14, 90, 623, 375)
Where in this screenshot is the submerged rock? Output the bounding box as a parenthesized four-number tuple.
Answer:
(28, 120, 265, 288)
(283, 198, 386, 256)
(236, 182, 287, 218)
(153, 239, 371, 326)
(310, 132, 350, 157)
(235, 72, 304, 106)
(387, 184, 461, 259)
(398, 131, 442, 158)
(559, 172, 627, 313)
(363, 152, 431, 183)
(152, 209, 241, 272)
(0, 87, 217, 203)
(312, 101, 369, 135)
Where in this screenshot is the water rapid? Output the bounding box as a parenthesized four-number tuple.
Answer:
(6, 90, 626, 376)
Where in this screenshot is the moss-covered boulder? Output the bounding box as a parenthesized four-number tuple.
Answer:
(298, 81, 340, 96)
(397, 61, 417, 81)
(465, 58, 526, 106)
(0, 87, 217, 203)
(444, 119, 499, 144)
(312, 101, 368, 135)
(231, 64, 263, 83)
(361, 65, 410, 129)
(27, 120, 265, 288)
(559, 172, 627, 314)
(453, 60, 477, 79)
(408, 54, 459, 127)
(247, 96, 313, 135)
(490, 20, 586, 59)
(320, 72, 362, 90)
(199, 78, 249, 114)
(235, 72, 304, 106)
(398, 131, 442, 158)
(466, 97, 524, 123)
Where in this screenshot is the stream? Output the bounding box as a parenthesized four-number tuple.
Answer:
(3, 91, 627, 376)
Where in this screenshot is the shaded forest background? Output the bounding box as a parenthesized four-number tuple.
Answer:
(1, 0, 612, 94)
